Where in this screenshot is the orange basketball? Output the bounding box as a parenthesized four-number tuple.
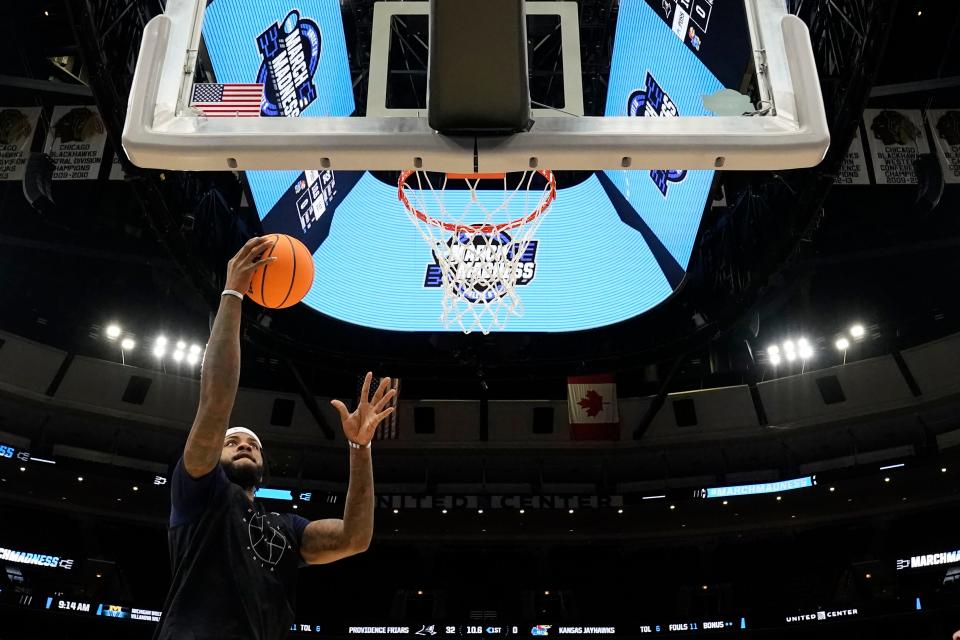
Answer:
(248, 234, 315, 309)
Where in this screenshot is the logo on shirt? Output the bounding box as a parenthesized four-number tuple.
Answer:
(248, 512, 289, 567)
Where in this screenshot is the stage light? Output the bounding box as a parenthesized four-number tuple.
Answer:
(617, 509, 623, 514)
(835, 338, 850, 351)
(519, 509, 525, 514)
(829, 487, 835, 492)
(153, 344, 166, 358)
(132, 485, 139, 491)
(172, 350, 185, 362)
(850, 324, 865, 338)
(884, 477, 891, 483)
(478, 509, 484, 514)
(769, 353, 782, 366)
(190, 344, 202, 354)
(942, 467, 948, 473)
(105, 324, 121, 339)
(77, 476, 83, 482)
(19, 467, 25, 472)
(442, 509, 448, 514)
(121, 338, 135, 350)
(176, 340, 186, 350)
(767, 345, 780, 356)
(776, 495, 782, 501)
(568, 509, 574, 514)
(156, 336, 168, 347)
(798, 344, 813, 360)
(722, 500, 728, 505)
(292, 504, 298, 510)
(669, 505, 676, 510)
(393, 509, 399, 514)
(186, 352, 200, 366)
(417, 590, 423, 596)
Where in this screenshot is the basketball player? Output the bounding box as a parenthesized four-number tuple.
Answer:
(154, 236, 397, 640)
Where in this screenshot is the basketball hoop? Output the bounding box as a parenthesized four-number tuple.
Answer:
(398, 169, 557, 334)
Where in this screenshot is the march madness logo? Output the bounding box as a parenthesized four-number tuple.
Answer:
(424, 232, 538, 303)
(627, 71, 687, 196)
(256, 10, 321, 117)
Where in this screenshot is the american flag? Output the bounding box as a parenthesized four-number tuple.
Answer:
(190, 83, 264, 117)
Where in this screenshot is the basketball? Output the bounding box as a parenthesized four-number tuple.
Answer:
(247, 234, 315, 309)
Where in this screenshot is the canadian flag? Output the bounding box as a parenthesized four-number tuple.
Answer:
(567, 374, 620, 441)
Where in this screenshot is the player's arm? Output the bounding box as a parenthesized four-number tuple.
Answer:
(300, 374, 396, 564)
(300, 446, 375, 564)
(182, 237, 276, 479)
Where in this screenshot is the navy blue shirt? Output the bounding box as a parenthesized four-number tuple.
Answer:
(154, 458, 310, 640)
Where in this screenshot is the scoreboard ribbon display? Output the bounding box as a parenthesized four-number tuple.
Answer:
(200, 0, 739, 332)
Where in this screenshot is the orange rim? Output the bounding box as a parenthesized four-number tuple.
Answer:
(398, 169, 556, 234)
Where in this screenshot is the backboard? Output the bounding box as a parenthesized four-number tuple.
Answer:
(123, 0, 829, 173)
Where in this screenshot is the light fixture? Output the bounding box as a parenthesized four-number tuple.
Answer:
(917, 10, 922, 15)
(783, 340, 796, 353)
(544, 591, 550, 596)
(442, 509, 448, 514)
(850, 324, 865, 338)
(77, 476, 83, 482)
(884, 477, 891, 483)
(617, 509, 623, 514)
(722, 500, 728, 505)
(190, 344, 202, 354)
(776, 496, 782, 501)
(19, 467, 25, 472)
(798, 338, 813, 360)
(829, 487, 836, 492)
(785, 351, 797, 362)
(105, 324, 121, 339)
(292, 504, 298, 510)
(519, 509, 525, 514)
(417, 590, 423, 596)
(767, 345, 780, 356)
(132, 485, 139, 491)
(172, 350, 185, 362)
(121, 338, 136, 350)
(942, 467, 948, 473)
(835, 337, 850, 351)
(187, 352, 200, 366)
(393, 509, 399, 514)
(156, 336, 168, 347)
(153, 344, 166, 358)
(669, 505, 676, 510)
(96, 573, 102, 578)
(176, 340, 186, 350)
(769, 353, 782, 366)
(865, 573, 872, 579)
(478, 509, 484, 514)
(568, 509, 574, 514)
(701, 585, 708, 591)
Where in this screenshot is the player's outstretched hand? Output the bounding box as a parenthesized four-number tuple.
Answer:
(226, 236, 277, 295)
(330, 372, 397, 447)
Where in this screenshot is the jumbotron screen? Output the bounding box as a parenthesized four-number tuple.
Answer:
(200, 0, 749, 332)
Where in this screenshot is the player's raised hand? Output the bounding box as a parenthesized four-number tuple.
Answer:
(330, 372, 397, 447)
(225, 236, 277, 294)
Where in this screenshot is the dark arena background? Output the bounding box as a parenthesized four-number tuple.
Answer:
(2, 0, 960, 639)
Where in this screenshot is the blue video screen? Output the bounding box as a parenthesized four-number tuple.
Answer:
(200, 0, 722, 332)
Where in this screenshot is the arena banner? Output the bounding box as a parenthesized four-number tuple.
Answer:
(43, 105, 107, 180)
(568, 374, 620, 441)
(834, 126, 870, 185)
(928, 109, 960, 184)
(0, 107, 41, 181)
(863, 109, 930, 185)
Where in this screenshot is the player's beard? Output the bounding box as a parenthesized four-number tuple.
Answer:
(222, 458, 263, 491)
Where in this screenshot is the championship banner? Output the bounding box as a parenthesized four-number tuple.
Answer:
(834, 126, 870, 185)
(43, 105, 107, 180)
(0, 107, 41, 181)
(109, 154, 125, 181)
(863, 109, 930, 185)
(928, 109, 960, 184)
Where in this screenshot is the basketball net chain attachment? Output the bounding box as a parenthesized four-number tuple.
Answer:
(398, 170, 557, 335)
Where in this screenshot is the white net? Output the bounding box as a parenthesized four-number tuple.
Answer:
(399, 170, 556, 334)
